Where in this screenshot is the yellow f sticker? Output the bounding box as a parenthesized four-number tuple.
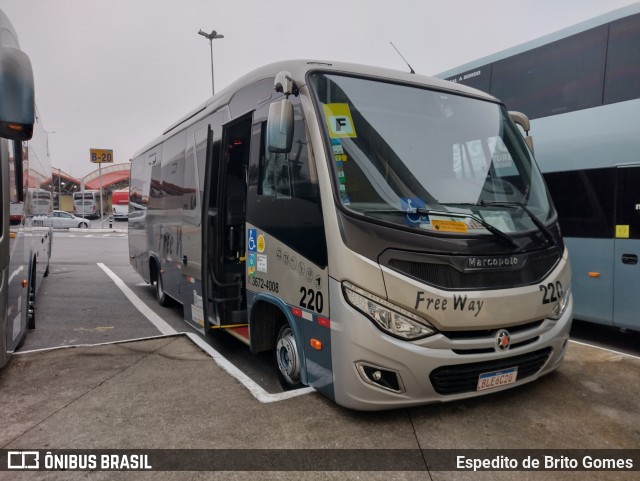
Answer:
(323, 103, 357, 138)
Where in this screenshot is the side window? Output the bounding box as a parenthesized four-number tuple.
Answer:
(182, 129, 203, 224)
(543, 168, 616, 238)
(604, 13, 640, 105)
(248, 97, 327, 267)
(258, 101, 319, 202)
(160, 132, 186, 211)
(615, 167, 640, 240)
(259, 132, 291, 198)
(130, 155, 150, 213)
(491, 26, 608, 119)
(229, 78, 274, 118)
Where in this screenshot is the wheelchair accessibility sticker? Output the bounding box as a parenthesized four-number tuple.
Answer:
(248, 229, 257, 252)
(400, 198, 429, 226)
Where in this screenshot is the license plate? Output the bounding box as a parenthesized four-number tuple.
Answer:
(477, 366, 518, 391)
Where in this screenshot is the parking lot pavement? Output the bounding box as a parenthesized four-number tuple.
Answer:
(1, 335, 638, 480)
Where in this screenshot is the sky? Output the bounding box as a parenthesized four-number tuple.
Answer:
(0, 0, 638, 179)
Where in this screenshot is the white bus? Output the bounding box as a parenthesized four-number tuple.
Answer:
(129, 60, 572, 410)
(73, 190, 102, 219)
(0, 9, 53, 368)
(438, 3, 640, 332)
(28, 188, 52, 216)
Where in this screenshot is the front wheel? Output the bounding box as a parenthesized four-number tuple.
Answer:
(78, 222, 89, 228)
(274, 324, 303, 390)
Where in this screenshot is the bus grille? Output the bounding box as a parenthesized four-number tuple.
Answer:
(429, 347, 552, 395)
(387, 250, 559, 290)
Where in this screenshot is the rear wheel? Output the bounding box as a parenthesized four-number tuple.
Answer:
(152, 264, 172, 307)
(275, 324, 302, 390)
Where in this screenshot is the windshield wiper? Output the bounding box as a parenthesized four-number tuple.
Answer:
(477, 200, 556, 247)
(424, 206, 518, 250)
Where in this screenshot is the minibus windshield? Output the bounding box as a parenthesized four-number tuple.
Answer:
(309, 73, 554, 235)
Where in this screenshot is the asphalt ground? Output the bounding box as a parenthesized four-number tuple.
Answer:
(1, 227, 639, 479)
(1, 332, 639, 480)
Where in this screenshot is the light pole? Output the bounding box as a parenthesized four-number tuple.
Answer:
(198, 29, 224, 96)
(45, 130, 56, 156)
(45, 130, 57, 207)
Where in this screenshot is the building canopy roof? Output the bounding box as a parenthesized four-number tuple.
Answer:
(84, 163, 130, 190)
(49, 162, 130, 193)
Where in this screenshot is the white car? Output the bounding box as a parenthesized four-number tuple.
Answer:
(37, 211, 90, 229)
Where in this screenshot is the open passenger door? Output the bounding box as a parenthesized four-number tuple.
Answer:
(202, 117, 252, 334)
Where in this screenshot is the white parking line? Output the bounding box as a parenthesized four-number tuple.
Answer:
(569, 339, 640, 361)
(97, 263, 315, 404)
(97, 263, 176, 336)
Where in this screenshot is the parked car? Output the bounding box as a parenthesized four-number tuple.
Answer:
(36, 210, 90, 229)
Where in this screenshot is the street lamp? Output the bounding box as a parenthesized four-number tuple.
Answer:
(198, 28, 224, 96)
(45, 130, 56, 156)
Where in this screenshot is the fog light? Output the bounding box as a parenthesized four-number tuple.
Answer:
(356, 362, 404, 393)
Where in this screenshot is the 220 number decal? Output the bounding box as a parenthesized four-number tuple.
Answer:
(539, 281, 563, 304)
(300, 287, 324, 314)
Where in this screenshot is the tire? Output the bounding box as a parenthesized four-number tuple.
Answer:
(153, 266, 172, 307)
(274, 324, 303, 390)
(78, 222, 89, 228)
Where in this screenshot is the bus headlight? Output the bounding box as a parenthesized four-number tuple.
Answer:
(549, 284, 571, 320)
(342, 282, 435, 340)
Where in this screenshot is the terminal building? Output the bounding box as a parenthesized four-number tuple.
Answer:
(46, 163, 130, 211)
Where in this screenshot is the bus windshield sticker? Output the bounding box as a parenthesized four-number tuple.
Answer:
(331, 139, 348, 162)
(257, 233, 266, 253)
(400, 197, 429, 226)
(323, 103, 357, 138)
(431, 219, 468, 233)
(334, 139, 351, 204)
(331, 141, 344, 155)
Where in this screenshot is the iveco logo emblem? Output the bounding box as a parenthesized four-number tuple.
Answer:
(495, 329, 511, 352)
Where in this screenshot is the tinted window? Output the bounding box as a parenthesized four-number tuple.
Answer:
(259, 131, 291, 198)
(491, 26, 608, 119)
(229, 78, 274, 118)
(543, 168, 615, 238)
(615, 167, 640, 240)
(604, 13, 640, 105)
(181, 128, 203, 224)
(248, 97, 326, 267)
(160, 132, 185, 210)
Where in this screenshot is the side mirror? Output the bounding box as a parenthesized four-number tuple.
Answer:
(509, 111, 534, 154)
(0, 46, 35, 141)
(267, 99, 294, 153)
